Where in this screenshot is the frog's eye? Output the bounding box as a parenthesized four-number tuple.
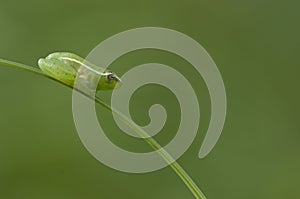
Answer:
(106, 73, 115, 82)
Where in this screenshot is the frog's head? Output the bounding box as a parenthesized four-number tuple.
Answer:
(97, 71, 122, 90)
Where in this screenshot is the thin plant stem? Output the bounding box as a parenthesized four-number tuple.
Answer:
(0, 58, 207, 199)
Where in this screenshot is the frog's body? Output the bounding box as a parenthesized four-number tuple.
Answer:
(38, 52, 121, 90)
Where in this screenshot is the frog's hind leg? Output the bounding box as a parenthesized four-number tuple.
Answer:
(38, 58, 77, 87)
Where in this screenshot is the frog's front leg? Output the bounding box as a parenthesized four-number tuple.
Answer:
(38, 58, 77, 87)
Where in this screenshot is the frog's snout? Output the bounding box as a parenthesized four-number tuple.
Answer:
(115, 80, 122, 89)
(114, 74, 122, 89)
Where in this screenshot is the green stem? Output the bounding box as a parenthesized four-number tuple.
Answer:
(0, 58, 207, 199)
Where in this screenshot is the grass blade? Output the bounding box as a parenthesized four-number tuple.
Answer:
(0, 58, 207, 199)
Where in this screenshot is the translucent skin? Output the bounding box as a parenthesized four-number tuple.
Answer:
(38, 52, 121, 90)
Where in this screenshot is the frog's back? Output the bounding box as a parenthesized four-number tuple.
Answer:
(46, 52, 84, 62)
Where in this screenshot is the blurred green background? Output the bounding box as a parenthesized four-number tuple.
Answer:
(0, 0, 299, 198)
